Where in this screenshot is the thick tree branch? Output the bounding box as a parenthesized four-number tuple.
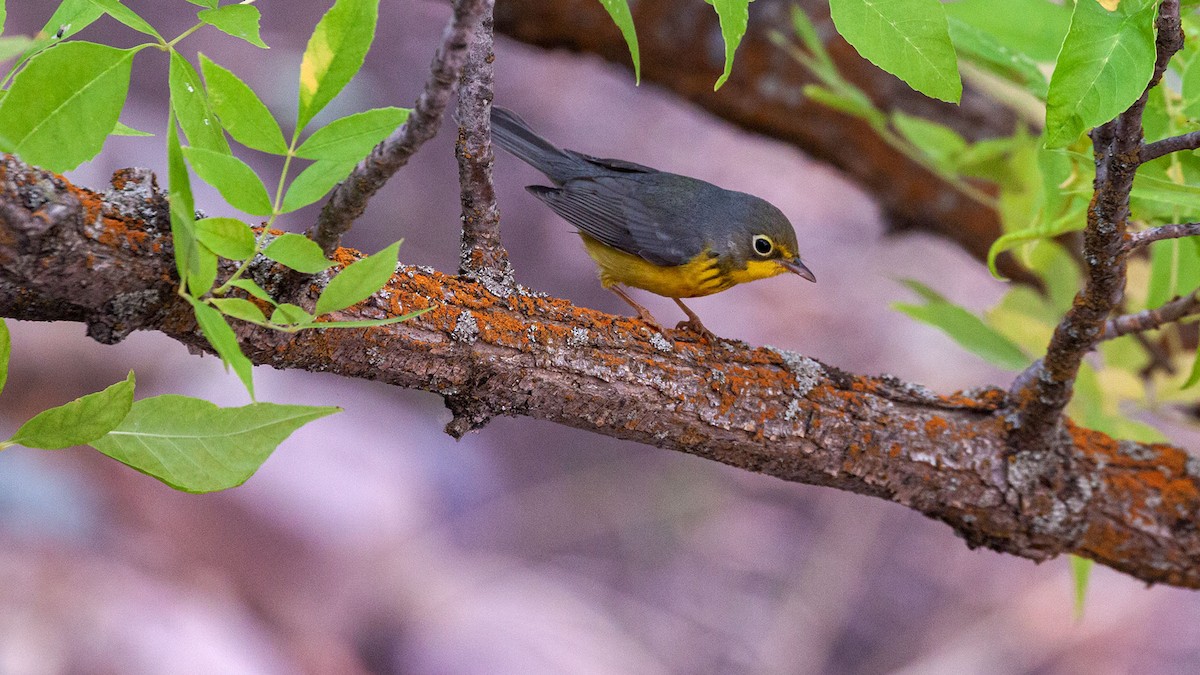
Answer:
(308, 0, 490, 255)
(1008, 1, 1184, 451)
(1103, 292, 1200, 340)
(2, 156, 1200, 588)
(492, 0, 1033, 280)
(1125, 222, 1200, 252)
(454, 2, 513, 291)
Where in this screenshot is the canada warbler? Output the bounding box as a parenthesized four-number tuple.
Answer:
(491, 107, 815, 336)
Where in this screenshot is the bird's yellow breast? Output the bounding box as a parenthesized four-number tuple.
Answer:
(579, 234, 787, 298)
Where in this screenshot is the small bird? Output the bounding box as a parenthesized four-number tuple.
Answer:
(490, 107, 815, 337)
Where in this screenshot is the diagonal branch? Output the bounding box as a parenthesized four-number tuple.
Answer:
(1125, 222, 1200, 252)
(3, 157, 1200, 589)
(308, 0, 491, 255)
(1103, 291, 1200, 340)
(1007, 0, 1184, 451)
(454, 1, 514, 291)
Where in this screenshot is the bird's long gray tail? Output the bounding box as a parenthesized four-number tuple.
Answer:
(490, 107, 578, 183)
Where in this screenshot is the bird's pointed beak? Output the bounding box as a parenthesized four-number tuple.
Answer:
(780, 257, 816, 282)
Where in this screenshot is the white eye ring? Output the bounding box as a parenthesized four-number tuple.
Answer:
(753, 235, 774, 256)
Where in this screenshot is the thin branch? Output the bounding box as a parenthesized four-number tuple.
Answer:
(1125, 222, 1200, 252)
(1007, 0, 1183, 451)
(454, 2, 514, 291)
(1103, 291, 1200, 340)
(2, 156, 1200, 588)
(307, 0, 491, 255)
(1141, 129, 1200, 164)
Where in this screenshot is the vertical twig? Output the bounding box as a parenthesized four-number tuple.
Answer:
(455, 1, 514, 291)
(307, 0, 491, 256)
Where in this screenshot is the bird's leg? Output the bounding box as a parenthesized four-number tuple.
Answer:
(672, 298, 717, 340)
(609, 285, 665, 331)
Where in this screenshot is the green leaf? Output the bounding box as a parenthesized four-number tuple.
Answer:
(189, 297, 255, 398)
(891, 110, 967, 172)
(192, 243, 218, 297)
(942, 0, 1072, 61)
(229, 279, 275, 304)
(8, 371, 134, 450)
(198, 5, 268, 49)
(1184, 339, 1200, 389)
(182, 146, 274, 216)
(893, 279, 1029, 370)
(1183, 51, 1200, 119)
(946, 16, 1049, 100)
(211, 297, 267, 324)
(1070, 555, 1093, 620)
(1147, 238, 1200, 309)
(167, 111, 202, 295)
(0, 36, 34, 62)
(271, 303, 313, 326)
(297, 0, 380, 130)
(90, 395, 338, 493)
(828, 0, 961, 103)
(315, 240, 400, 315)
(169, 51, 230, 154)
(195, 217, 256, 260)
(112, 120, 152, 137)
(39, 0, 105, 40)
(263, 233, 333, 273)
(280, 159, 357, 212)
(199, 54, 287, 154)
(0, 1, 6, 36)
(294, 106, 408, 159)
(0, 318, 9, 397)
(802, 84, 887, 127)
(709, 0, 752, 90)
(597, 0, 640, 84)
(186, 0, 219, 8)
(0, 42, 135, 172)
(1044, 0, 1157, 148)
(87, 0, 161, 40)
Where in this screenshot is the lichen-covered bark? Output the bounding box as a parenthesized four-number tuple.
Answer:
(492, 0, 1022, 276)
(1, 156, 1198, 588)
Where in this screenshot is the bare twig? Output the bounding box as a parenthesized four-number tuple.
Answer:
(1125, 222, 1200, 252)
(1007, 0, 1183, 451)
(308, 0, 491, 255)
(1103, 291, 1200, 340)
(1141, 129, 1200, 164)
(455, 2, 514, 290)
(3, 155, 1200, 588)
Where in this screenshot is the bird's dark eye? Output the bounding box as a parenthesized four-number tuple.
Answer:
(753, 235, 773, 256)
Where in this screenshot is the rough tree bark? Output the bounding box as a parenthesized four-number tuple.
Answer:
(492, 0, 1019, 272)
(1, 157, 1197, 589)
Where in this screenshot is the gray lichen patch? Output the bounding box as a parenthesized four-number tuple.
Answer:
(451, 310, 479, 343)
(765, 345, 823, 397)
(649, 332, 673, 353)
(567, 327, 589, 347)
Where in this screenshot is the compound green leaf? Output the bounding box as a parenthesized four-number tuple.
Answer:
(263, 233, 333, 273)
(211, 297, 267, 324)
(200, 54, 286, 154)
(196, 217, 256, 261)
(198, 5, 268, 48)
(0, 42, 135, 171)
(182, 146, 274, 216)
(189, 297, 255, 398)
(280, 159, 356, 212)
(295, 106, 407, 159)
(297, 0, 380, 129)
(943, 0, 1071, 61)
(829, 0, 961, 103)
(169, 51, 230, 154)
(597, 0, 640, 83)
(1044, 0, 1157, 148)
(0, 319, 9, 397)
(8, 371, 134, 450)
(91, 395, 338, 492)
(88, 0, 161, 40)
(315, 240, 400, 315)
(893, 279, 1029, 370)
(709, 0, 752, 90)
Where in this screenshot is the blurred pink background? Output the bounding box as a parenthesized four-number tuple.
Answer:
(1, 1, 1198, 673)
